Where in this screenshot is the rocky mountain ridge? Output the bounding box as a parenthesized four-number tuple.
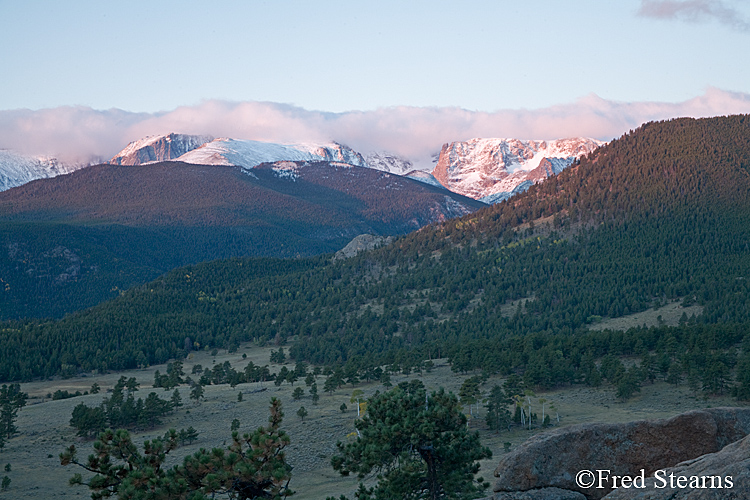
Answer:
(109, 133, 214, 165)
(2, 134, 604, 202)
(0, 150, 89, 191)
(110, 134, 368, 170)
(433, 137, 603, 200)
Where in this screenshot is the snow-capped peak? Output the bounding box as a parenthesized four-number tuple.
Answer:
(0, 150, 89, 192)
(173, 138, 367, 170)
(109, 133, 214, 165)
(432, 137, 603, 200)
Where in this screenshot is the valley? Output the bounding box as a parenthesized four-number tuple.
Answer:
(0, 115, 749, 499)
(5, 341, 743, 499)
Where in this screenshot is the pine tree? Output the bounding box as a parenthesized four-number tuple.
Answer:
(178, 426, 200, 446)
(70, 403, 107, 438)
(485, 385, 512, 432)
(323, 375, 337, 394)
(0, 384, 27, 442)
(332, 381, 491, 500)
(170, 388, 182, 408)
(166, 361, 185, 389)
(153, 369, 163, 388)
(189, 384, 204, 404)
(459, 376, 481, 419)
(138, 392, 171, 428)
(61, 399, 293, 499)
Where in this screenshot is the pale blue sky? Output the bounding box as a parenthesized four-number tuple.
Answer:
(2, 0, 749, 113)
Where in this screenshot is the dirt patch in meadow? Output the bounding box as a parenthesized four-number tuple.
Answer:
(588, 300, 703, 331)
(2, 343, 744, 499)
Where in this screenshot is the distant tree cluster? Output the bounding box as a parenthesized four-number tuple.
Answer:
(198, 360, 273, 387)
(69, 376, 176, 437)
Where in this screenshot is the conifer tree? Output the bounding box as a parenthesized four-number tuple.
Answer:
(0, 384, 27, 443)
(485, 385, 512, 432)
(170, 388, 183, 408)
(189, 383, 205, 404)
(332, 381, 491, 500)
(297, 406, 308, 421)
(61, 399, 293, 499)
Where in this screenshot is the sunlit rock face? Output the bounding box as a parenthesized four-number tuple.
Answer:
(432, 137, 603, 201)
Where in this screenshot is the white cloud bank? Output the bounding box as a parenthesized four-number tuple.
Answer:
(1, 87, 749, 168)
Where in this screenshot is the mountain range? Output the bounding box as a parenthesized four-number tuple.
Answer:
(0, 131, 603, 321)
(1, 134, 601, 202)
(1, 115, 748, 383)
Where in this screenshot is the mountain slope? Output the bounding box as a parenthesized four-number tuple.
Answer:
(1, 116, 747, 384)
(0, 160, 484, 320)
(363, 152, 415, 175)
(0, 150, 85, 191)
(111, 134, 368, 170)
(109, 133, 214, 165)
(432, 137, 602, 200)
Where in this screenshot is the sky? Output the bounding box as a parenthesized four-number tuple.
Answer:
(1, 0, 750, 165)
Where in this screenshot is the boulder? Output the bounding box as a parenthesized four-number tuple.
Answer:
(481, 487, 587, 499)
(493, 408, 750, 499)
(603, 432, 750, 499)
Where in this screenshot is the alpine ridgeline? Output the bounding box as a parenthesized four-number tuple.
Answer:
(0, 150, 91, 191)
(5, 133, 599, 205)
(432, 137, 603, 202)
(108, 133, 214, 165)
(1, 115, 749, 387)
(110, 135, 367, 169)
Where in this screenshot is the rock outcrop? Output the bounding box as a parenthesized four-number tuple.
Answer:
(110, 133, 213, 165)
(603, 432, 750, 499)
(334, 234, 393, 260)
(431, 137, 601, 200)
(492, 408, 750, 500)
(482, 487, 588, 500)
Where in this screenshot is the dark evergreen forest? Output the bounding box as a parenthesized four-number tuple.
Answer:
(0, 161, 483, 319)
(1, 115, 749, 399)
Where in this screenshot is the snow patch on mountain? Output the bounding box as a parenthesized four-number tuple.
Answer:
(405, 170, 445, 189)
(364, 152, 415, 175)
(479, 180, 534, 204)
(110, 133, 213, 165)
(271, 161, 301, 181)
(432, 137, 603, 200)
(175, 138, 367, 170)
(0, 150, 86, 192)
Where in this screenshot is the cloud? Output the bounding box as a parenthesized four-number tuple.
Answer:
(637, 0, 750, 32)
(2, 88, 750, 169)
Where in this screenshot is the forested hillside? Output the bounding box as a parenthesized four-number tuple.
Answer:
(0, 161, 483, 319)
(1, 116, 749, 398)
